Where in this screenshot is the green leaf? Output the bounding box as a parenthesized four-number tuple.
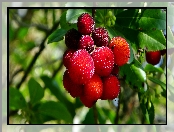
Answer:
(66, 9, 92, 23)
(131, 64, 146, 82)
(28, 78, 44, 105)
(144, 64, 164, 73)
(116, 9, 139, 29)
(116, 9, 166, 30)
(38, 101, 72, 123)
(47, 29, 67, 44)
(106, 26, 125, 39)
(120, 64, 145, 91)
(138, 30, 166, 51)
(9, 87, 27, 110)
(138, 9, 166, 30)
(60, 11, 77, 30)
(147, 76, 166, 90)
(40, 76, 75, 118)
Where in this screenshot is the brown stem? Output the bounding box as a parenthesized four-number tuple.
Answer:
(15, 21, 60, 90)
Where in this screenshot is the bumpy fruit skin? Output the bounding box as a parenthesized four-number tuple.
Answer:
(109, 37, 130, 66)
(91, 46, 114, 77)
(83, 74, 103, 101)
(65, 28, 81, 49)
(92, 27, 109, 47)
(63, 70, 83, 98)
(101, 75, 120, 100)
(146, 51, 161, 65)
(68, 49, 95, 84)
(63, 49, 75, 69)
(80, 96, 97, 108)
(77, 13, 95, 35)
(78, 35, 94, 53)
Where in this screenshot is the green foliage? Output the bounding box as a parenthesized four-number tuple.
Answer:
(9, 87, 27, 110)
(38, 101, 73, 123)
(28, 78, 44, 106)
(47, 29, 67, 44)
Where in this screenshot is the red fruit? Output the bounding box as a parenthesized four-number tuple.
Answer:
(63, 70, 83, 98)
(84, 74, 103, 101)
(91, 46, 114, 77)
(109, 37, 130, 66)
(63, 49, 75, 69)
(101, 75, 120, 100)
(92, 27, 109, 47)
(80, 96, 97, 108)
(146, 51, 161, 65)
(77, 13, 95, 35)
(111, 64, 119, 76)
(78, 35, 94, 53)
(65, 28, 81, 49)
(68, 49, 95, 84)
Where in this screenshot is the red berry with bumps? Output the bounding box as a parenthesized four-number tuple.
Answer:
(63, 70, 83, 97)
(63, 49, 75, 69)
(65, 28, 81, 49)
(146, 51, 161, 65)
(92, 27, 109, 47)
(91, 46, 114, 77)
(68, 49, 95, 85)
(83, 74, 103, 101)
(78, 35, 94, 53)
(80, 96, 97, 108)
(77, 13, 95, 35)
(109, 36, 130, 66)
(101, 75, 120, 100)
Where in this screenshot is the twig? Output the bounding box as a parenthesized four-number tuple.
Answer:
(52, 61, 64, 79)
(15, 20, 59, 90)
(11, 12, 49, 32)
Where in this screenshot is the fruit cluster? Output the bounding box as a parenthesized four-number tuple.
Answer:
(63, 12, 130, 108)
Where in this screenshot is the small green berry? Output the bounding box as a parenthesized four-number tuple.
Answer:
(106, 20, 111, 27)
(107, 11, 113, 17)
(112, 16, 116, 21)
(111, 19, 115, 25)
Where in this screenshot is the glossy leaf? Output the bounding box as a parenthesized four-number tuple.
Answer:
(66, 9, 92, 23)
(148, 76, 166, 90)
(38, 101, 73, 123)
(116, 9, 166, 30)
(47, 29, 67, 44)
(28, 78, 44, 105)
(60, 11, 77, 30)
(138, 30, 166, 51)
(144, 64, 164, 73)
(9, 87, 27, 110)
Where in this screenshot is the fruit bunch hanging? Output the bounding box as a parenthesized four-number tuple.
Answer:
(63, 12, 130, 108)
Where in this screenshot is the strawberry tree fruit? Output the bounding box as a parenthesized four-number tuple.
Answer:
(145, 51, 161, 65)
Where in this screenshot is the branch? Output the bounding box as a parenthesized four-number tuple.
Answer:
(15, 20, 60, 90)
(12, 12, 49, 32)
